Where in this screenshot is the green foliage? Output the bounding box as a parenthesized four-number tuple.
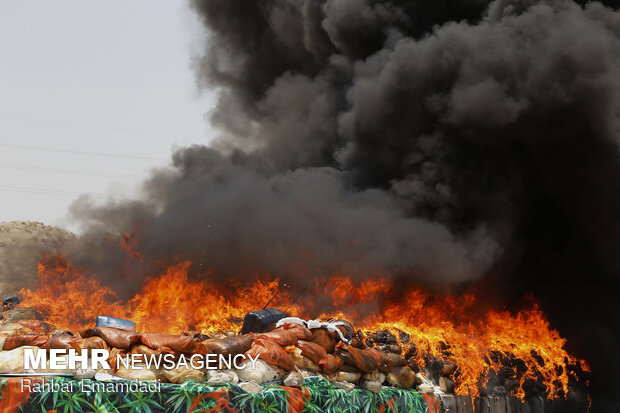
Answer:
(3, 375, 438, 412)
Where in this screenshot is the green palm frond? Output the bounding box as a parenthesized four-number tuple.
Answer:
(0, 374, 438, 413)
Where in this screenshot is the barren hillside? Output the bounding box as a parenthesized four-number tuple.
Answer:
(0, 221, 77, 298)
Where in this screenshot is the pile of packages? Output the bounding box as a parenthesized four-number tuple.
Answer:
(0, 314, 434, 395)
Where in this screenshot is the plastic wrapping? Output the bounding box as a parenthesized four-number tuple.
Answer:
(96, 315, 136, 331)
(245, 338, 295, 371)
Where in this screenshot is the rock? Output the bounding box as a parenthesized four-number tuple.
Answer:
(334, 371, 361, 384)
(116, 363, 161, 381)
(334, 381, 355, 391)
(162, 366, 205, 384)
(386, 366, 416, 389)
(299, 369, 325, 379)
(208, 371, 239, 386)
(439, 376, 455, 393)
(283, 371, 304, 387)
(236, 359, 284, 384)
(362, 380, 382, 394)
(239, 381, 263, 394)
(362, 370, 385, 384)
(417, 383, 434, 393)
(74, 368, 96, 380)
(416, 374, 438, 394)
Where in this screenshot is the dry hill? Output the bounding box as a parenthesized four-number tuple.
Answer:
(0, 221, 77, 298)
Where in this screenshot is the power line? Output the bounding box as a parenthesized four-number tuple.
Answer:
(0, 163, 142, 179)
(0, 113, 203, 141)
(0, 141, 167, 161)
(0, 184, 105, 197)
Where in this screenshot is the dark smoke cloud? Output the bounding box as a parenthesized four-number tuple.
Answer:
(70, 146, 498, 287)
(68, 0, 620, 409)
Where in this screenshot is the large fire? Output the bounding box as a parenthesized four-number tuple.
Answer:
(17, 253, 588, 400)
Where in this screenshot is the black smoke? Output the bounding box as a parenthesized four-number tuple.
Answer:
(68, 0, 620, 409)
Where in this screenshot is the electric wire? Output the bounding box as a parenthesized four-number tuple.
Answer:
(0, 163, 142, 179)
(0, 141, 167, 161)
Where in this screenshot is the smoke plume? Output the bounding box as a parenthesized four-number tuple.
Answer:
(67, 1, 620, 409)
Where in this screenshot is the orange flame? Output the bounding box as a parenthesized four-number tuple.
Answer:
(17, 253, 587, 399)
(19, 255, 286, 336)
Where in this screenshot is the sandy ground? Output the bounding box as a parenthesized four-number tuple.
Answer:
(0, 221, 76, 299)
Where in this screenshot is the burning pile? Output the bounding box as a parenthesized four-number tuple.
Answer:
(24, 1, 617, 409)
(0, 254, 589, 402)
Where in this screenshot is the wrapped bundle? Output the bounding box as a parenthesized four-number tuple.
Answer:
(15, 320, 53, 334)
(285, 346, 320, 371)
(0, 323, 33, 337)
(80, 327, 140, 350)
(337, 344, 382, 373)
(3, 334, 49, 350)
(139, 333, 201, 354)
(182, 331, 209, 342)
(130, 344, 162, 357)
(0, 345, 74, 374)
(324, 354, 344, 374)
(0, 345, 40, 373)
(296, 340, 328, 371)
(245, 338, 295, 371)
(282, 323, 312, 339)
(43, 331, 80, 350)
(107, 348, 127, 372)
(377, 351, 393, 373)
(251, 323, 311, 347)
(308, 328, 336, 353)
(383, 351, 406, 368)
(72, 336, 108, 351)
(202, 335, 252, 355)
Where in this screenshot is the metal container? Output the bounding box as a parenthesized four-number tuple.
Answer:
(96, 315, 136, 331)
(241, 308, 285, 335)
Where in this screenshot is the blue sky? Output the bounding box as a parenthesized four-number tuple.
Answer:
(0, 1, 215, 230)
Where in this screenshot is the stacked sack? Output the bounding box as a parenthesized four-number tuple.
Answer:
(0, 317, 428, 394)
